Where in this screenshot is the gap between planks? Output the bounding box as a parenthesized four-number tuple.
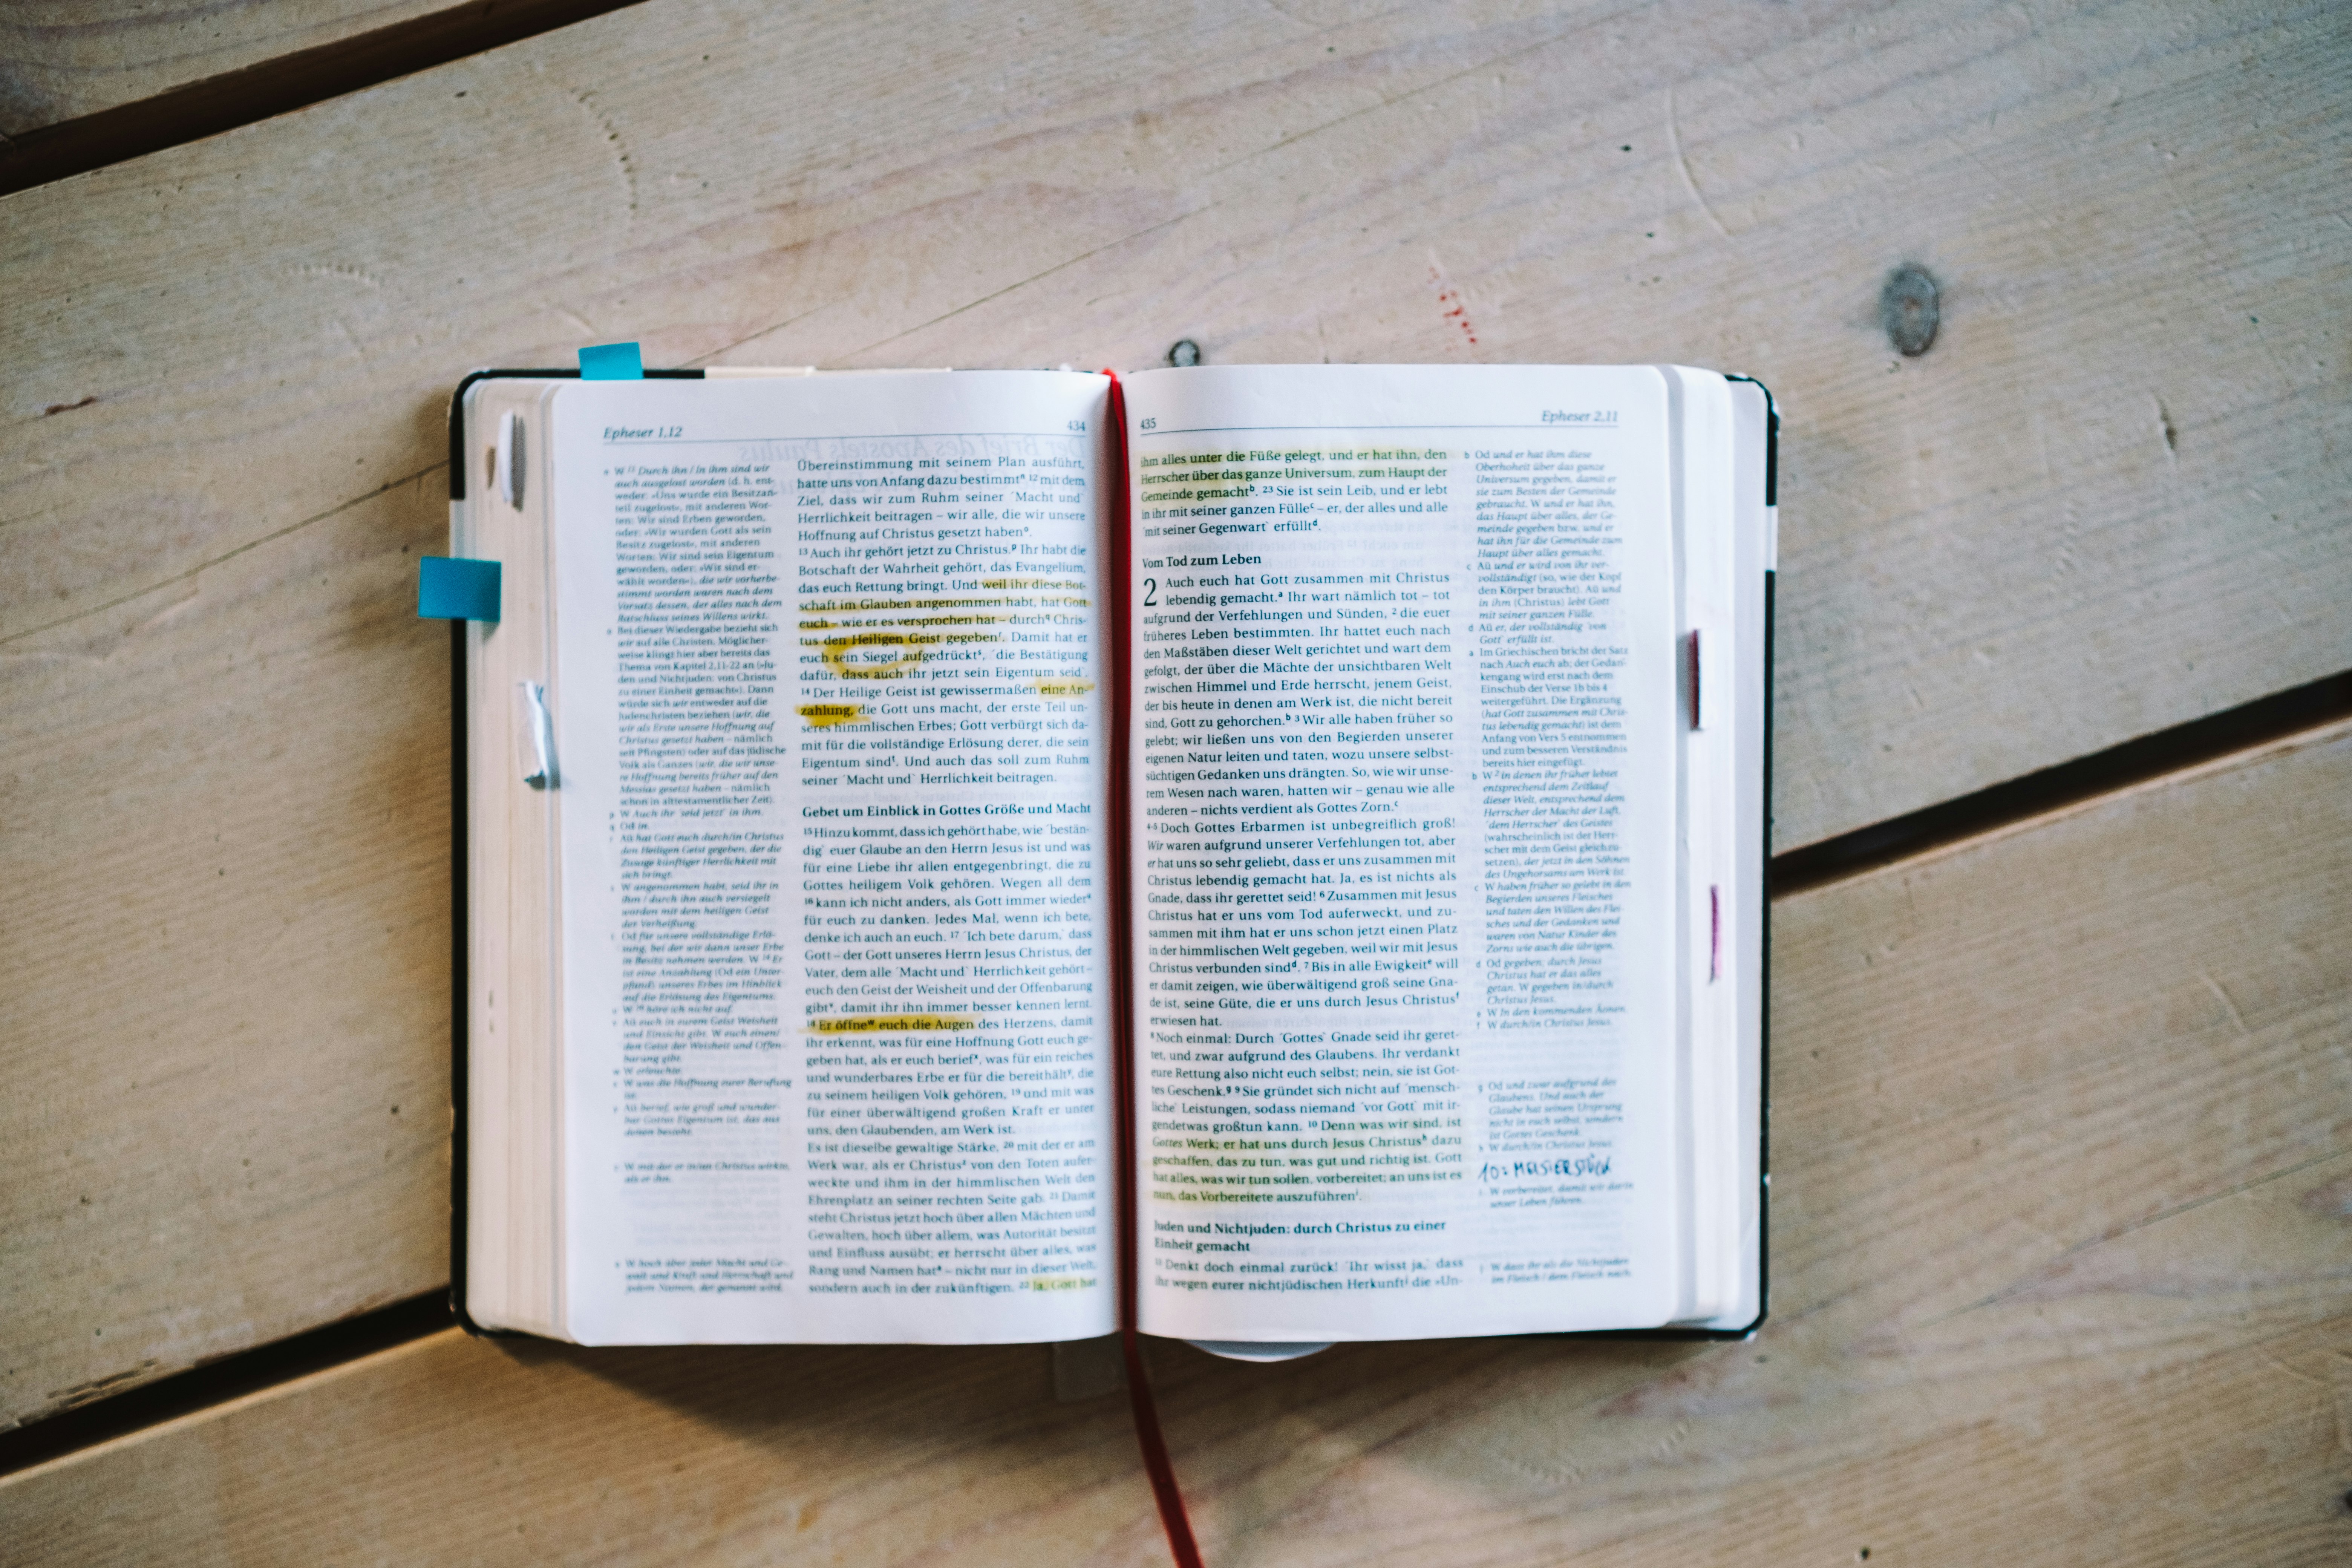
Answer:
(0, 0, 654, 198)
(1780, 710, 2352, 902)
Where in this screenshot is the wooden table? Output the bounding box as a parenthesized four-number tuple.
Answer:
(3, 1, 2347, 1561)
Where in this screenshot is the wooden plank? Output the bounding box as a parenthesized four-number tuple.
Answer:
(0, 479, 452, 1426)
(0, 2, 447, 136)
(5, 0, 2347, 1427)
(7, 720, 2346, 1563)
(6, 0, 2345, 845)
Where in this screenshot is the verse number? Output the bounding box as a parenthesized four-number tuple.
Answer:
(1140, 417, 1158, 430)
(1143, 578, 1158, 606)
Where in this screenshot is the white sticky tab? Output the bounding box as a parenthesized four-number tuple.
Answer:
(496, 411, 525, 509)
(519, 680, 556, 788)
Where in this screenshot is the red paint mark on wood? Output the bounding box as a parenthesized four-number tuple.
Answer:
(1429, 263, 1479, 348)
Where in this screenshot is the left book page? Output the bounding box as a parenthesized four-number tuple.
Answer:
(542, 372, 1118, 1344)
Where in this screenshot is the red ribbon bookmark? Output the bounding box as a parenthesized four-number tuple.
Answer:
(1123, 1326, 1205, 1568)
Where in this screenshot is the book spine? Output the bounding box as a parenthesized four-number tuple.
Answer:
(1101, 371, 1207, 1568)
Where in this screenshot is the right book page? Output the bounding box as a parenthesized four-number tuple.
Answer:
(1125, 364, 1713, 1342)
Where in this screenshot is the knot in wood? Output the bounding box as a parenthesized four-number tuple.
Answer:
(1879, 264, 1939, 356)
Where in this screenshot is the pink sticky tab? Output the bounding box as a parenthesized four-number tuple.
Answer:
(1687, 630, 1703, 730)
(1709, 884, 1722, 982)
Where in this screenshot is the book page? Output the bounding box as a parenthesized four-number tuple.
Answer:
(548, 372, 1117, 1345)
(1124, 365, 1681, 1341)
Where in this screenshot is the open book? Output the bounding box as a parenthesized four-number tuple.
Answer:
(449, 363, 1773, 1354)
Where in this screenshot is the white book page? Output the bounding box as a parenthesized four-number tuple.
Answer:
(549, 372, 1117, 1345)
(1699, 374, 1772, 1332)
(1125, 364, 1681, 1341)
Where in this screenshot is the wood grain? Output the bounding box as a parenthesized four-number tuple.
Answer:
(0, 476, 452, 1425)
(7, 719, 2347, 1564)
(5, 0, 2348, 1428)
(0, 2, 447, 135)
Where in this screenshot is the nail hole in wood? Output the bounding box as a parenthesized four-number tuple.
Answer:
(1880, 264, 1939, 356)
(1167, 339, 1201, 368)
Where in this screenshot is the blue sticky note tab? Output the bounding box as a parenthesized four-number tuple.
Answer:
(579, 341, 644, 380)
(419, 556, 501, 622)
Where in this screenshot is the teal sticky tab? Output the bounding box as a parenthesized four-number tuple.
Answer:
(419, 556, 501, 622)
(579, 341, 644, 380)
